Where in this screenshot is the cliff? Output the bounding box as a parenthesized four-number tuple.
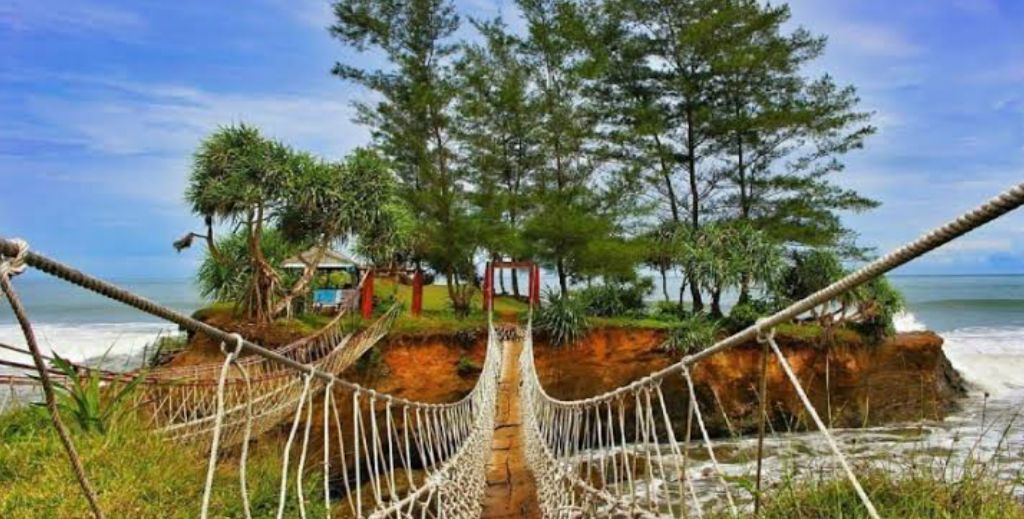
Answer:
(352, 326, 965, 437)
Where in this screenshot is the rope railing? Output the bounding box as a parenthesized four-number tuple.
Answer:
(0, 239, 504, 517)
(518, 181, 1024, 517)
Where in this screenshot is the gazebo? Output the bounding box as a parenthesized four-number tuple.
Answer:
(281, 248, 362, 314)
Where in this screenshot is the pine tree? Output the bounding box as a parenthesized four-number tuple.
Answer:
(455, 18, 540, 297)
(330, 0, 480, 314)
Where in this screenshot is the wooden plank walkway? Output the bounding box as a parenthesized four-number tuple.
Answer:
(481, 337, 540, 518)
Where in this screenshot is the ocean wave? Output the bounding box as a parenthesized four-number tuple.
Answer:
(893, 311, 927, 332)
(939, 325, 1024, 396)
(0, 322, 178, 374)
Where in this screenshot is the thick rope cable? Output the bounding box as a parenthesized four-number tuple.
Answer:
(518, 182, 1024, 406)
(0, 241, 106, 519)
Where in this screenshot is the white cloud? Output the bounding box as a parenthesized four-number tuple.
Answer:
(1, 73, 374, 209)
(825, 22, 922, 59)
(0, 0, 145, 38)
(17, 74, 372, 160)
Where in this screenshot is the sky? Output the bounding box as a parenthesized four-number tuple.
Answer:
(0, 0, 1022, 279)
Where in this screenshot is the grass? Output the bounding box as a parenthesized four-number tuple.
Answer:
(0, 407, 329, 518)
(739, 468, 1024, 518)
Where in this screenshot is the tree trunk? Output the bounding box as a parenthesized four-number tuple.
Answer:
(511, 263, 521, 298)
(660, 264, 670, 302)
(684, 106, 704, 313)
(710, 284, 723, 318)
(556, 258, 568, 297)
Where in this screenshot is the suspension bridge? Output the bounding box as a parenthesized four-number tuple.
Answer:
(0, 181, 1022, 518)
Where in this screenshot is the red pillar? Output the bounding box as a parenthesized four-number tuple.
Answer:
(411, 269, 423, 318)
(482, 262, 493, 312)
(529, 264, 541, 307)
(361, 270, 375, 319)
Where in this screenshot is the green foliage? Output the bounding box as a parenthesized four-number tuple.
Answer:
(649, 300, 687, 322)
(739, 469, 1024, 519)
(45, 353, 143, 434)
(196, 228, 296, 305)
(536, 290, 590, 346)
(664, 315, 720, 355)
(331, 0, 482, 314)
(774, 248, 846, 303)
(575, 278, 652, 318)
(184, 125, 396, 323)
(773, 248, 905, 341)
(724, 298, 777, 332)
(851, 277, 905, 342)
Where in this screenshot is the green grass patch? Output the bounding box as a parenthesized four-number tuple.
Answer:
(0, 408, 329, 518)
(740, 469, 1024, 519)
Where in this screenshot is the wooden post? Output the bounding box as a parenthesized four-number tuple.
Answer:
(529, 264, 541, 307)
(482, 262, 493, 312)
(411, 269, 423, 318)
(361, 270, 374, 320)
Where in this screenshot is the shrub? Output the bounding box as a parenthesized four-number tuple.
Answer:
(850, 277, 905, 342)
(536, 290, 589, 346)
(575, 278, 653, 318)
(47, 353, 143, 434)
(723, 298, 776, 332)
(663, 315, 720, 355)
(649, 300, 687, 322)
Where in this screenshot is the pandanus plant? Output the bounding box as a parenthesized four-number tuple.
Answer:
(40, 353, 144, 434)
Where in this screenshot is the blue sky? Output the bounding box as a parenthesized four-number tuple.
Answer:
(0, 0, 1022, 279)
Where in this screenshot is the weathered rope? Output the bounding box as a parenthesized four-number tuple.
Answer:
(200, 333, 244, 519)
(526, 181, 1024, 405)
(0, 241, 106, 519)
(765, 333, 881, 519)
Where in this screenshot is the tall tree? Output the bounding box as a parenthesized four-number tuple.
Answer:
(180, 126, 393, 323)
(455, 18, 540, 297)
(710, 1, 877, 255)
(331, 0, 480, 314)
(517, 0, 621, 295)
(605, 0, 749, 312)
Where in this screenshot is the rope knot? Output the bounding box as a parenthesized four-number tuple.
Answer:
(755, 318, 775, 344)
(0, 239, 29, 279)
(221, 332, 244, 357)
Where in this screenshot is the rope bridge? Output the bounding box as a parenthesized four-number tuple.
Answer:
(516, 182, 1024, 518)
(0, 181, 1023, 517)
(0, 240, 503, 518)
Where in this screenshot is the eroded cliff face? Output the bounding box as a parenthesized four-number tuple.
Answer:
(355, 327, 965, 437)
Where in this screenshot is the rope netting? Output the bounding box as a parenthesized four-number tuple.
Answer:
(0, 240, 502, 517)
(518, 181, 1024, 518)
(197, 315, 502, 518)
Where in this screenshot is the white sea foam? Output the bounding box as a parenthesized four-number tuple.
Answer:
(940, 325, 1024, 396)
(893, 310, 927, 332)
(0, 322, 177, 374)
